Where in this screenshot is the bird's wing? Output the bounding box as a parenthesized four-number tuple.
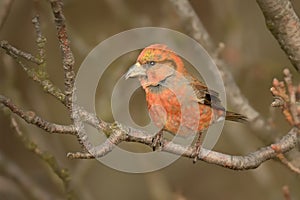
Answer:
(187, 75, 225, 111)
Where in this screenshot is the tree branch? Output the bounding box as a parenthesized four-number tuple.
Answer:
(0, 15, 66, 104)
(49, 0, 75, 110)
(257, 0, 300, 72)
(0, 40, 43, 65)
(32, 15, 46, 65)
(270, 68, 300, 174)
(0, 94, 75, 134)
(67, 121, 298, 170)
(277, 153, 300, 175)
(271, 69, 300, 127)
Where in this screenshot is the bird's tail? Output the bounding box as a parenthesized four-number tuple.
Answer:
(225, 111, 248, 123)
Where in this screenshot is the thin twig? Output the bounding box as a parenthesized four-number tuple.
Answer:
(277, 153, 300, 175)
(0, 94, 110, 135)
(271, 68, 300, 127)
(0, 10, 65, 102)
(257, 0, 300, 72)
(271, 77, 294, 125)
(49, 0, 75, 110)
(0, 39, 65, 103)
(32, 15, 46, 65)
(271, 69, 300, 173)
(0, 94, 75, 134)
(0, 40, 43, 64)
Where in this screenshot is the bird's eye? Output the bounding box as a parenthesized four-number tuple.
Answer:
(149, 61, 156, 66)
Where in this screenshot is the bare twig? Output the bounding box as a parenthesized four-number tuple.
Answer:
(0, 94, 75, 134)
(270, 69, 300, 174)
(0, 152, 55, 200)
(68, 119, 298, 170)
(277, 153, 300, 175)
(10, 117, 76, 199)
(257, 0, 300, 72)
(48, 0, 89, 150)
(0, 0, 14, 31)
(50, 0, 75, 110)
(271, 77, 293, 125)
(32, 15, 46, 65)
(0, 94, 110, 136)
(271, 68, 300, 127)
(0, 25, 65, 103)
(0, 40, 43, 64)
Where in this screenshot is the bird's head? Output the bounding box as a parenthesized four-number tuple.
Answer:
(125, 44, 187, 89)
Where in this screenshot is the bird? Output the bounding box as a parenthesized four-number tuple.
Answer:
(125, 44, 247, 163)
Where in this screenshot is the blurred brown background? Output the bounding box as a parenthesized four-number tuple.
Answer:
(1, 0, 300, 199)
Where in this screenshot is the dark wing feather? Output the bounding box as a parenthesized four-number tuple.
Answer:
(185, 74, 248, 123)
(186, 75, 225, 111)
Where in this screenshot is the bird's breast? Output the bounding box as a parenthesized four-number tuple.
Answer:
(145, 87, 213, 136)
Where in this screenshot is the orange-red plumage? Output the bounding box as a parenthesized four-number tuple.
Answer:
(126, 44, 246, 139)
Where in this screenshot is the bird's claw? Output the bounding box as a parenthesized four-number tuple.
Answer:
(192, 145, 201, 163)
(192, 132, 203, 163)
(151, 131, 163, 151)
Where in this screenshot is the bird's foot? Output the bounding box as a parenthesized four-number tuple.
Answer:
(192, 143, 201, 163)
(192, 132, 203, 163)
(151, 130, 163, 151)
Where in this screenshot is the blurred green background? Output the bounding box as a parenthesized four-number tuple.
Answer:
(0, 0, 300, 199)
